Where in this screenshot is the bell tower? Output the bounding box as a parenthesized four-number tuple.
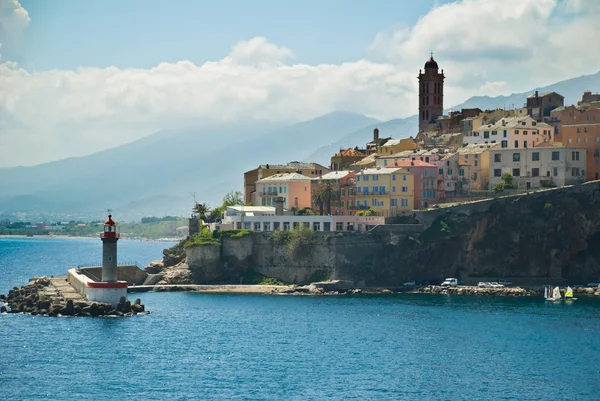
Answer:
(418, 54, 445, 132)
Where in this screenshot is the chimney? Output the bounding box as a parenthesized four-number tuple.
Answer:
(274, 197, 284, 216)
(373, 128, 379, 142)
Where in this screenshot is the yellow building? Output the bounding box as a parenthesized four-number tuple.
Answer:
(376, 138, 419, 156)
(456, 143, 498, 190)
(354, 167, 414, 216)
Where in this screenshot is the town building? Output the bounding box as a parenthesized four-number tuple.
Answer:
(349, 153, 379, 172)
(579, 90, 600, 107)
(386, 160, 440, 208)
(255, 173, 312, 210)
(558, 105, 600, 181)
(354, 167, 415, 216)
(330, 148, 366, 171)
(418, 55, 445, 132)
(375, 148, 442, 167)
(436, 152, 471, 195)
(526, 91, 564, 119)
(488, 144, 587, 189)
(219, 205, 385, 232)
(376, 137, 418, 156)
(456, 143, 497, 190)
(466, 116, 553, 149)
(244, 162, 330, 204)
(365, 128, 391, 154)
(427, 108, 482, 134)
(311, 170, 356, 216)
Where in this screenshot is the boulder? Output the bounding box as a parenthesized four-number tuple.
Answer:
(144, 260, 165, 274)
(0, 306, 7, 313)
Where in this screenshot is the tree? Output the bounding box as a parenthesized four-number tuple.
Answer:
(312, 189, 324, 216)
(193, 202, 210, 221)
(315, 182, 341, 215)
(501, 173, 517, 189)
(298, 207, 315, 216)
(222, 191, 243, 207)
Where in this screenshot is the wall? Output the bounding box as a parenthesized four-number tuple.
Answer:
(77, 265, 148, 286)
(186, 244, 222, 282)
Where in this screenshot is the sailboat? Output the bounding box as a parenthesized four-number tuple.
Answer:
(564, 286, 577, 302)
(544, 286, 562, 302)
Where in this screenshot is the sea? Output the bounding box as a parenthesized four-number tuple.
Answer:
(1, 237, 600, 400)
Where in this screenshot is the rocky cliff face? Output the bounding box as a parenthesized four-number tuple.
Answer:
(380, 183, 600, 285)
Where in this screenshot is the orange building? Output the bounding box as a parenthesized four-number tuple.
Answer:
(311, 170, 356, 216)
(560, 105, 600, 181)
(330, 148, 366, 171)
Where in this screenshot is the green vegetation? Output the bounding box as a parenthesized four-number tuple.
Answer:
(297, 207, 315, 216)
(494, 173, 518, 193)
(269, 226, 316, 254)
(184, 228, 254, 247)
(306, 269, 329, 283)
(141, 216, 178, 224)
(356, 208, 376, 216)
(312, 182, 341, 215)
(241, 268, 286, 285)
(393, 213, 420, 224)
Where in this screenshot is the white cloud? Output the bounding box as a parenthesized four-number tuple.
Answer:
(1, 0, 600, 167)
(0, 0, 29, 59)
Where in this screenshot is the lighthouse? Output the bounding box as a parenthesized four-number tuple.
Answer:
(86, 214, 128, 307)
(101, 214, 118, 282)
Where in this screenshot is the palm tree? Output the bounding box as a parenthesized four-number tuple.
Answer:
(320, 182, 341, 215)
(312, 188, 325, 216)
(193, 202, 210, 221)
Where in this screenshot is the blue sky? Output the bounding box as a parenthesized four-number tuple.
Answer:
(1, 0, 599, 167)
(17, 0, 450, 70)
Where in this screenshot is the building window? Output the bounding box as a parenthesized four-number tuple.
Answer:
(401, 199, 408, 207)
(403, 175, 407, 181)
(523, 130, 528, 135)
(439, 168, 444, 175)
(373, 175, 378, 181)
(568, 138, 572, 144)
(391, 199, 397, 207)
(357, 187, 361, 193)
(553, 167, 558, 176)
(524, 141, 528, 148)
(484, 131, 489, 139)
(492, 131, 497, 136)
(552, 151, 560, 160)
(494, 154, 502, 162)
(532, 152, 540, 161)
(373, 186, 378, 193)
(392, 174, 396, 181)
(447, 169, 453, 175)
(364, 175, 369, 181)
(513, 168, 520, 177)
(357, 176, 361, 182)
(503, 130, 507, 137)
(459, 169, 464, 176)
(473, 172, 478, 180)
(474, 160, 478, 167)
(572, 151, 580, 161)
(577, 128, 580, 133)
(515, 140, 519, 148)
(515, 130, 519, 135)
(532, 168, 539, 177)
(402, 186, 408, 193)
(501, 140, 508, 148)
(392, 186, 396, 193)
(513, 153, 520, 162)
(494, 169, 502, 177)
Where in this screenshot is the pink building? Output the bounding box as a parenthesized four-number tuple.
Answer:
(255, 173, 312, 210)
(388, 160, 440, 208)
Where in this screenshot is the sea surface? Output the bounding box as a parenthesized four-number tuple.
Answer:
(1, 237, 600, 400)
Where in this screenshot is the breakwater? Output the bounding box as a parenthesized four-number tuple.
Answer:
(1, 276, 146, 317)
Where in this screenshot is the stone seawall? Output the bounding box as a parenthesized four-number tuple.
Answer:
(184, 181, 600, 286)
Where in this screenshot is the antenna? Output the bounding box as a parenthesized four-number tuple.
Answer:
(107, 209, 112, 214)
(190, 192, 196, 204)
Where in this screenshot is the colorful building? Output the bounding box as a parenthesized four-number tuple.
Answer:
(456, 143, 497, 190)
(386, 160, 440, 208)
(488, 144, 587, 189)
(467, 116, 554, 149)
(354, 167, 414, 216)
(311, 170, 356, 216)
(244, 162, 330, 204)
(553, 104, 600, 181)
(376, 138, 418, 156)
(330, 148, 366, 171)
(255, 173, 312, 210)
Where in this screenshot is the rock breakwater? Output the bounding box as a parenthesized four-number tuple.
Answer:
(0, 277, 147, 317)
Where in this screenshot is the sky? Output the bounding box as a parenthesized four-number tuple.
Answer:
(1, 0, 600, 167)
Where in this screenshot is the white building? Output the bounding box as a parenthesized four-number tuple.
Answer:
(488, 144, 587, 189)
(465, 116, 554, 149)
(218, 206, 385, 232)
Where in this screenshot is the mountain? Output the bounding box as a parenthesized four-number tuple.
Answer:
(456, 70, 600, 111)
(0, 112, 378, 219)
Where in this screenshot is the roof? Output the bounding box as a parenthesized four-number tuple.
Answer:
(457, 143, 498, 155)
(333, 148, 366, 157)
(527, 91, 564, 99)
(315, 171, 353, 181)
(424, 56, 438, 69)
(474, 116, 551, 132)
(381, 138, 415, 147)
(256, 173, 312, 183)
(351, 154, 379, 166)
(227, 206, 275, 212)
(383, 148, 440, 159)
(257, 161, 325, 170)
(387, 160, 436, 168)
(357, 167, 408, 175)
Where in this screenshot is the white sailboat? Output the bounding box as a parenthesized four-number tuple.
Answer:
(545, 286, 562, 302)
(564, 286, 577, 302)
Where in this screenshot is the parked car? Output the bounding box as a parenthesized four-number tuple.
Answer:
(489, 282, 505, 288)
(478, 282, 491, 288)
(498, 279, 513, 286)
(587, 281, 600, 287)
(402, 281, 416, 286)
(441, 278, 458, 287)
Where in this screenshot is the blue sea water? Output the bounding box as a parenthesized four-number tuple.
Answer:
(1, 238, 600, 400)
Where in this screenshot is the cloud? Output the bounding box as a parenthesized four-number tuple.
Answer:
(1, 0, 600, 167)
(0, 0, 30, 59)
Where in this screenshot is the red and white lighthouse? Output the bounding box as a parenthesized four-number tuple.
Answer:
(86, 214, 128, 306)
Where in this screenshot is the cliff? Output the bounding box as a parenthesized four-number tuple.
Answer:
(184, 182, 600, 286)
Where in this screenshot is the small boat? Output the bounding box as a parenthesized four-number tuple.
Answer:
(545, 286, 562, 302)
(564, 286, 577, 302)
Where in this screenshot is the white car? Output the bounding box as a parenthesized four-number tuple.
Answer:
(441, 278, 458, 287)
(498, 279, 513, 286)
(489, 282, 505, 288)
(587, 281, 600, 287)
(478, 282, 491, 288)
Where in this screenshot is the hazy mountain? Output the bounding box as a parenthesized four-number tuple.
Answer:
(0, 112, 378, 219)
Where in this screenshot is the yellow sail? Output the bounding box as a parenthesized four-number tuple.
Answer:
(566, 286, 574, 298)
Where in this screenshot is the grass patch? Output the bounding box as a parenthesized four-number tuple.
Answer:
(241, 268, 286, 285)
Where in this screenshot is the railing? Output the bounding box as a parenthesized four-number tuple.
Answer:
(100, 233, 121, 239)
(77, 261, 141, 268)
